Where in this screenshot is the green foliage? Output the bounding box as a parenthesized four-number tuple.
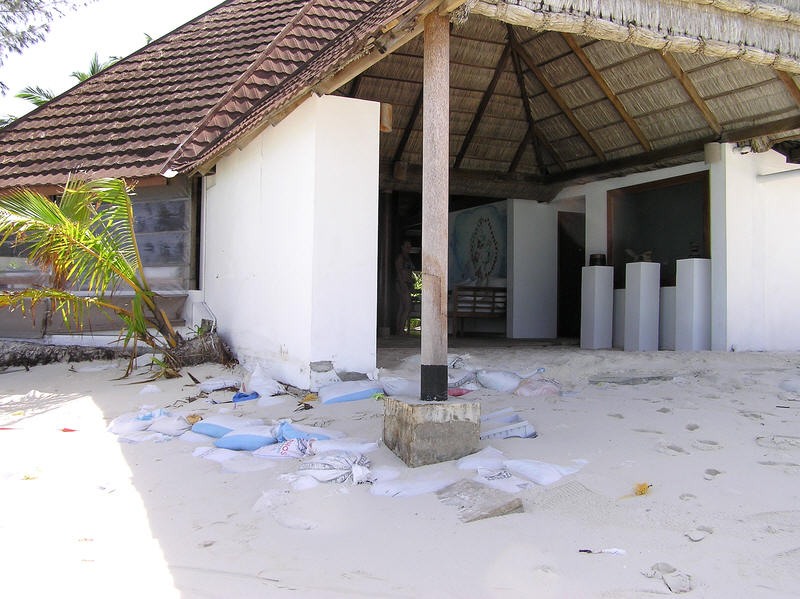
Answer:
(15, 84, 54, 107)
(70, 51, 117, 82)
(0, 177, 181, 372)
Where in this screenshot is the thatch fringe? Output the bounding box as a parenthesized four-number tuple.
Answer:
(469, 0, 800, 74)
(678, 0, 800, 27)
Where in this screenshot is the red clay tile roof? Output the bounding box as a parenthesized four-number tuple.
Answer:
(0, 0, 417, 188)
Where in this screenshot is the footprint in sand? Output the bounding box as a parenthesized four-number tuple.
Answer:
(704, 468, 722, 480)
(686, 423, 699, 431)
(642, 562, 693, 593)
(756, 435, 800, 450)
(656, 407, 672, 414)
(692, 439, 722, 451)
(684, 525, 714, 542)
(632, 428, 663, 434)
(679, 493, 697, 501)
(608, 413, 624, 419)
(657, 443, 689, 456)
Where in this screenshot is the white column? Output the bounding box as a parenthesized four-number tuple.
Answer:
(675, 258, 711, 350)
(580, 266, 613, 349)
(624, 262, 660, 351)
(420, 12, 449, 401)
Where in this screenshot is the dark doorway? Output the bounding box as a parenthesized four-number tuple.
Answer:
(557, 211, 585, 338)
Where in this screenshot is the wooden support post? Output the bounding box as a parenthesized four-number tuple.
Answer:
(421, 11, 449, 402)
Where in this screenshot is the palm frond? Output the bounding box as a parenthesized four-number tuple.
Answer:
(15, 86, 55, 107)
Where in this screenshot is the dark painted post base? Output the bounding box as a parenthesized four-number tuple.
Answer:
(421, 364, 448, 401)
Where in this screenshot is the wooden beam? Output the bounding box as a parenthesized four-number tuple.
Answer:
(508, 27, 606, 161)
(454, 43, 512, 169)
(661, 52, 723, 136)
(420, 11, 449, 402)
(776, 70, 800, 109)
(507, 126, 531, 173)
(510, 49, 546, 174)
(380, 163, 546, 198)
(561, 33, 652, 152)
(508, 38, 566, 173)
(348, 75, 363, 98)
(545, 115, 800, 183)
(393, 86, 423, 164)
(313, 20, 424, 95)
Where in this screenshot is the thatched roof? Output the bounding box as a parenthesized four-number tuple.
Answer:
(1, 0, 800, 196)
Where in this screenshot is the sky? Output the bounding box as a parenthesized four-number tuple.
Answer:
(0, 0, 223, 118)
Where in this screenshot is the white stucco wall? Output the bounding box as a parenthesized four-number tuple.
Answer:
(507, 199, 557, 338)
(708, 144, 800, 351)
(201, 95, 379, 388)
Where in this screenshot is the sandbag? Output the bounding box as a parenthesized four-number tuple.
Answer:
(297, 452, 372, 484)
(318, 380, 383, 404)
(515, 377, 561, 397)
(246, 364, 286, 397)
(504, 459, 578, 486)
(476, 370, 522, 393)
(456, 446, 505, 471)
(148, 413, 191, 436)
(380, 377, 420, 397)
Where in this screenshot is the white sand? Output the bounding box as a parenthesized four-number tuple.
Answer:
(2, 348, 800, 598)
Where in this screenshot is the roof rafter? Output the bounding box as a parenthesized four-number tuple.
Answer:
(454, 42, 513, 169)
(661, 52, 723, 136)
(392, 86, 423, 164)
(561, 33, 651, 152)
(776, 70, 800, 109)
(508, 26, 606, 161)
(507, 36, 566, 174)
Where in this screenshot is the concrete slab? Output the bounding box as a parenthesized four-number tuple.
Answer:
(383, 397, 480, 467)
(437, 479, 524, 523)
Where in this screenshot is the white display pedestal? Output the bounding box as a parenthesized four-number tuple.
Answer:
(624, 262, 661, 351)
(659, 287, 676, 350)
(580, 266, 613, 349)
(675, 258, 711, 351)
(613, 289, 625, 349)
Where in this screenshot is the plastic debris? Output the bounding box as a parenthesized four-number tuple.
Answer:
(579, 548, 627, 556)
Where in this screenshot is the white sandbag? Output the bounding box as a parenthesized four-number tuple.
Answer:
(318, 380, 383, 404)
(456, 446, 506, 470)
(254, 438, 313, 459)
(370, 473, 461, 497)
(474, 468, 535, 493)
(245, 364, 286, 396)
(504, 459, 579, 486)
(309, 438, 378, 455)
(448, 368, 475, 388)
(148, 414, 191, 436)
(476, 370, 522, 393)
(297, 452, 372, 484)
(198, 377, 242, 393)
(118, 430, 172, 444)
(515, 377, 561, 397)
(380, 377, 420, 397)
(107, 407, 167, 435)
